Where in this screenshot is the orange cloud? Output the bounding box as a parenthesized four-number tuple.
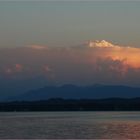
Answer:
(26, 44, 48, 50)
(104, 48, 140, 69)
(87, 40, 140, 69)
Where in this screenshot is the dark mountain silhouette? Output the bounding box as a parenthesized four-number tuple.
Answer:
(6, 84, 140, 101)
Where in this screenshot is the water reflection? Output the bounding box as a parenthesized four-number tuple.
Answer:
(0, 112, 140, 139)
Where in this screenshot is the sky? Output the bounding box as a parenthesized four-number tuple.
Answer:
(1, 40, 140, 98)
(0, 1, 140, 98)
(0, 1, 140, 47)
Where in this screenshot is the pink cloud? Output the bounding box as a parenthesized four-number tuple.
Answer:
(15, 64, 23, 72)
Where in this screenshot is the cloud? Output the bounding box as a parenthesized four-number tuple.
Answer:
(2, 64, 24, 79)
(44, 65, 51, 73)
(84, 40, 140, 69)
(0, 40, 140, 87)
(95, 57, 128, 76)
(5, 68, 12, 75)
(88, 40, 120, 48)
(15, 64, 23, 72)
(26, 44, 48, 50)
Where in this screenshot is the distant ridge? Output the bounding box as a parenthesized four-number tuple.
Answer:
(1, 98, 140, 111)
(6, 84, 140, 101)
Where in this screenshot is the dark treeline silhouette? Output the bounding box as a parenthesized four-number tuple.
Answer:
(1, 98, 140, 111)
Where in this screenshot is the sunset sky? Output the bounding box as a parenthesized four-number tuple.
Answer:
(0, 1, 140, 47)
(0, 1, 140, 98)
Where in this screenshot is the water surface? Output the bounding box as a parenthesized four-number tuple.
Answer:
(0, 111, 140, 139)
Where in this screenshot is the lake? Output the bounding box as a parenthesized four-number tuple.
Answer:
(0, 111, 140, 139)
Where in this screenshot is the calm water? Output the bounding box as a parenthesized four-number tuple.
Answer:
(0, 111, 140, 139)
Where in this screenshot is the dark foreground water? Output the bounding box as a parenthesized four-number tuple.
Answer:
(0, 111, 140, 139)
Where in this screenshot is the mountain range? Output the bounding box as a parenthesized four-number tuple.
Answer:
(6, 84, 140, 102)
